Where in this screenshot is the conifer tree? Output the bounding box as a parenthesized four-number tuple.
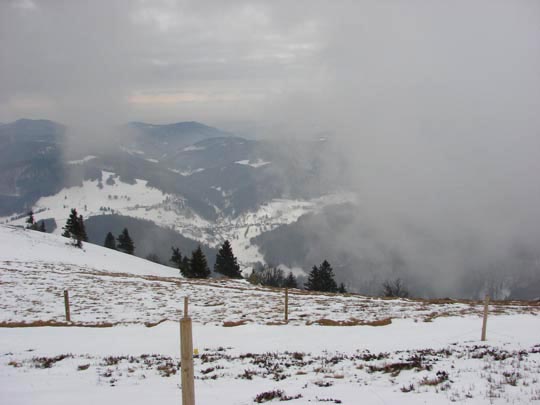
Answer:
(305, 260, 338, 292)
(104, 232, 116, 250)
(318, 260, 338, 292)
(62, 208, 86, 248)
(26, 211, 36, 229)
(171, 246, 192, 277)
(189, 245, 210, 278)
(170, 247, 182, 267)
(338, 283, 347, 293)
(181, 256, 190, 276)
(284, 271, 298, 288)
(305, 265, 321, 291)
(214, 240, 242, 278)
(62, 209, 77, 238)
(117, 228, 135, 255)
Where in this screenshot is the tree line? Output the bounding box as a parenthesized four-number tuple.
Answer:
(32, 208, 411, 296)
(169, 240, 242, 279)
(31, 208, 349, 293)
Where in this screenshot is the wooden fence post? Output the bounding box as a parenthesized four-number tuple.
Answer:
(481, 294, 489, 341)
(180, 297, 195, 405)
(64, 290, 71, 322)
(284, 288, 289, 322)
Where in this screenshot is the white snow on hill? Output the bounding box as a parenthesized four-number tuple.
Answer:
(66, 155, 97, 165)
(183, 145, 206, 152)
(234, 159, 271, 168)
(0, 225, 177, 279)
(1, 226, 540, 404)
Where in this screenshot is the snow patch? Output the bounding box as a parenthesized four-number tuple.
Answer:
(0, 225, 177, 278)
(175, 168, 205, 176)
(183, 145, 206, 152)
(66, 155, 96, 165)
(234, 159, 271, 168)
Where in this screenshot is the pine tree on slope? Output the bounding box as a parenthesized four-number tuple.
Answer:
(62, 208, 87, 248)
(318, 260, 338, 293)
(171, 247, 192, 277)
(189, 245, 210, 278)
(305, 260, 338, 293)
(181, 256, 190, 276)
(117, 228, 135, 255)
(171, 247, 182, 266)
(104, 232, 116, 250)
(284, 271, 298, 288)
(214, 240, 242, 278)
(305, 265, 321, 291)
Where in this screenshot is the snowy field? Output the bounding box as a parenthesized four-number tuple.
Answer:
(1, 226, 540, 404)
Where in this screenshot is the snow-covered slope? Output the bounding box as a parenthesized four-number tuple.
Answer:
(0, 225, 178, 278)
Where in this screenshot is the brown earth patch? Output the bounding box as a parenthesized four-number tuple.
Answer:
(307, 318, 392, 327)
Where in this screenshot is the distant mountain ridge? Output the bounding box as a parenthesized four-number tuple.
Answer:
(0, 117, 350, 280)
(128, 120, 233, 138)
(0, 119, 66, 214)
(0, 118, 338, 219)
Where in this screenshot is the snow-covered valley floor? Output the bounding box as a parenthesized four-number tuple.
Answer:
(1, 226, 540, 404)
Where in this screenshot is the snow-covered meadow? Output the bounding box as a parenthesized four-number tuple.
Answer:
(1, 226, 539, 404)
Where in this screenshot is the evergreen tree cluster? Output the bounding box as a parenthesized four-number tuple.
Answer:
(103, 228, 135, 254)
(169, 245, 210, 278)
(62, 208, 87, 248)
(117, 228, 135, 254)
(56, 209, 350, 292)
(305, 260, 346, 293)
(168, 239, 245, 280)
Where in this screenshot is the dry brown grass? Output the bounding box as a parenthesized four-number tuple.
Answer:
(144, 319, 168, 328)
(307, 317, 392, 327)
(223, 320, 248, 327)
(423, 311, 452, 323)
(0, 320, 115, 328)
(365, 318, 393, 326)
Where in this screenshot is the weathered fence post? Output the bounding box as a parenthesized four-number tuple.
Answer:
(284, 288, 289, 322)
(481, 294, 489, 341)
(180, 297, 195, 405)
(64, 290, 71, 322)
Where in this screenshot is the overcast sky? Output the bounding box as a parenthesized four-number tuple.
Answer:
(1, 0, 538, 134)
